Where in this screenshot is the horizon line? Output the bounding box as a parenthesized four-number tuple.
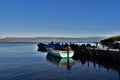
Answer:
(0, 36, 107, 39)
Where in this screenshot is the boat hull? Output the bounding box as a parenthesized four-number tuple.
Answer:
(46, 54, 74, 70)
(46, 48, 74, 58)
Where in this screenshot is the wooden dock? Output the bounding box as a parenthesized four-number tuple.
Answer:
(86, 48, 120, 62)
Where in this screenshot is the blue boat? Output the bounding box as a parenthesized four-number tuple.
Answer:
(46, 42, 74, 58)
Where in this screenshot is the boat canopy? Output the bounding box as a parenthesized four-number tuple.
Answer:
(47, 43, 65, 50)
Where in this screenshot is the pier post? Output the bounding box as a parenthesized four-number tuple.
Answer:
(119, 44, 120, 51)
(94, 42, 99, 48)
(67, 46, 69, 58)
(67, 46, 70, 70)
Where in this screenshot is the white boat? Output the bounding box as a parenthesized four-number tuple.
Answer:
(46, 54, 74, 70)
(46, 43, 74, 58)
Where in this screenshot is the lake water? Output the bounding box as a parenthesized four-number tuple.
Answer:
(0, 42, 120, 80)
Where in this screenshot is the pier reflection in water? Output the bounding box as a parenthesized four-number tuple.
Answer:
(46, 53, 120, 79)
(73, 54, 120, 78)
(46, 54, 75, 70)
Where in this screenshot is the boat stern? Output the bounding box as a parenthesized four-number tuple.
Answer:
(59, 51, 74, 58)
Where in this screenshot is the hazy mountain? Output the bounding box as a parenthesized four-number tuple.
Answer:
(0, 37, 106, 42)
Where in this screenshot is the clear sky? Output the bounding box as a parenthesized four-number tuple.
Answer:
(0, 0, 120, 38)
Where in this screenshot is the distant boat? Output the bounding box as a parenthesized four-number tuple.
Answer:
(46, 54, 74, 70)
(46, 42, 74, 58)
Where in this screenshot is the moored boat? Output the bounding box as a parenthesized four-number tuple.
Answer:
(46, 42, 74, 58)
(46, 54, 74, 70)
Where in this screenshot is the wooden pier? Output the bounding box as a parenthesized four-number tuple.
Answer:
(86, 48, 120, 62)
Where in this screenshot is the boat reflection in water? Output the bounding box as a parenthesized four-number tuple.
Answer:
(46, 53, 75, 70)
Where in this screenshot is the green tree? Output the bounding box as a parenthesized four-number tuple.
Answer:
(100, 36, 120, 45)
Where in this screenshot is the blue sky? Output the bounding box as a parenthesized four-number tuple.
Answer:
(0, 0, 120, 38)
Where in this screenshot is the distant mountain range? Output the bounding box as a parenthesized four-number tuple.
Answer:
(0, 37, 106, 42)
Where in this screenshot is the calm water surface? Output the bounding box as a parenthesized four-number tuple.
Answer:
(0, 42, 120, 80)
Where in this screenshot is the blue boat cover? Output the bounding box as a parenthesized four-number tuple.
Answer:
(47, 43, 64, 50)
